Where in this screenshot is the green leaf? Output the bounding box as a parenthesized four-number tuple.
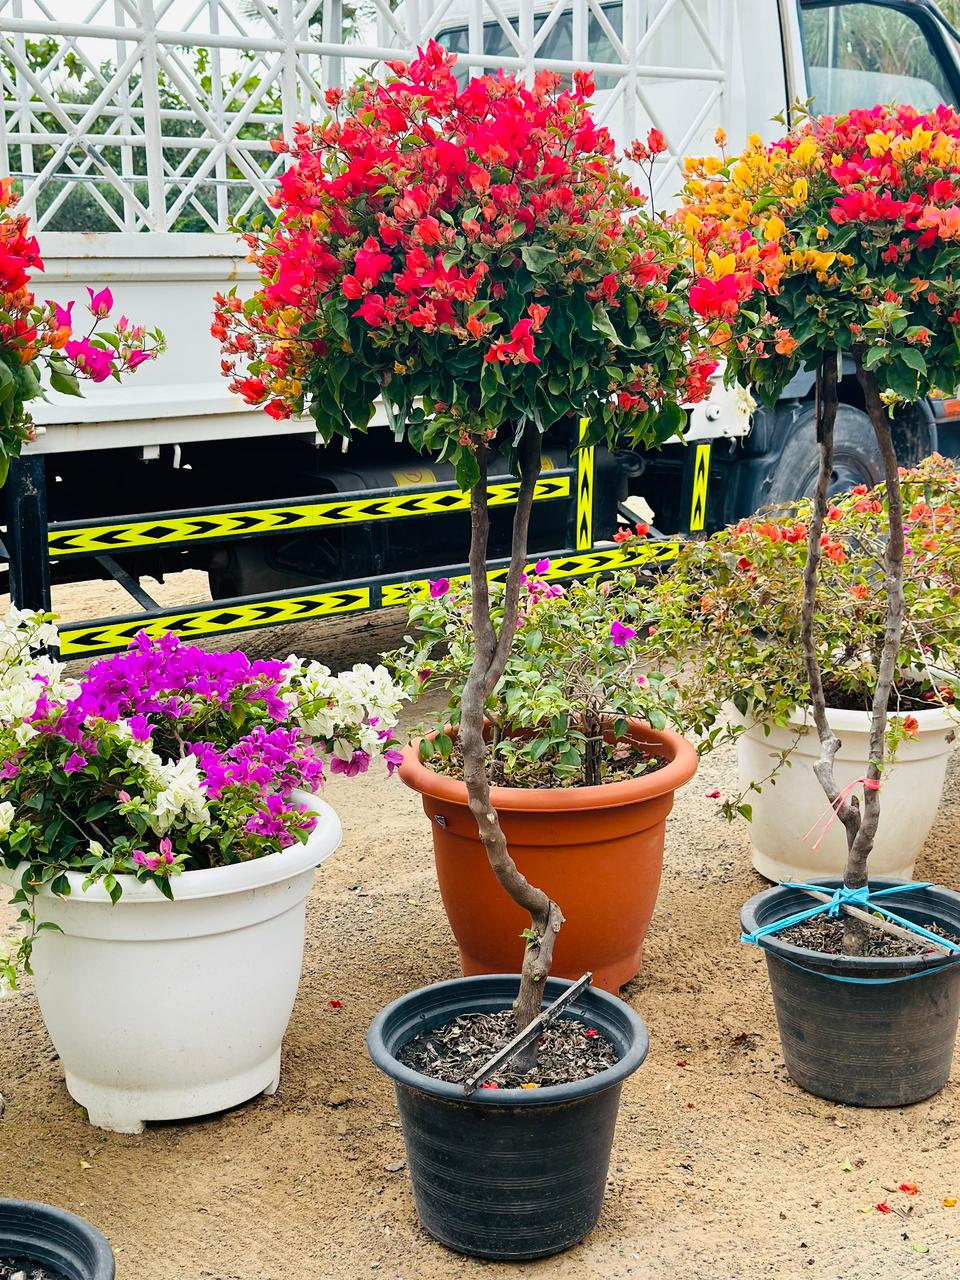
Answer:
(520, 245, 556, 274)
(50, 369, 82, 397)
(899, 347, 928, 377)
(591, 303, 621, 345)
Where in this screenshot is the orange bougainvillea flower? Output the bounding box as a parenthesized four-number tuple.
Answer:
(899, 1183, 920, 1195)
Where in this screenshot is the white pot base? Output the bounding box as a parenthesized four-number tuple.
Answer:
(65, 1049, 283, 1135)
(750, 844, 915, 886)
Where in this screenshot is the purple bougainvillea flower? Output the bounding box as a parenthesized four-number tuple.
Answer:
(384, 749, 404, 775)
(132, 849, 160, 871)
(63, 752, 88, 774)
(610, 620, 636, 647)
(534, 558, 550, 575)
(429, 578, 450, 599)
(330, 749, 372, 778)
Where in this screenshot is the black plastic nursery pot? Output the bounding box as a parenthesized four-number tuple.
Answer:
(0, 1200, 114, 1280)
(741, 879, 960, 1107)
(367, 974, 649, 1260)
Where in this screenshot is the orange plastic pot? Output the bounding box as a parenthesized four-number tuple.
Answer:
(399, 720, 698, 992)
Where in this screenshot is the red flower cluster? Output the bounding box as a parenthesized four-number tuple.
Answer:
(214, 41, 714, 453)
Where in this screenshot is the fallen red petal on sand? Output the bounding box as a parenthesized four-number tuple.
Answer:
(676, 1059, 688, 1067)
(706, 790, 721, 799)
(584, 1028, 599, 1039)
(899, 1183, 920, 1196)
(328, 999, 343, 1009)
(876, 1201, 892, 1214)
(480, 1082, 499, 1090)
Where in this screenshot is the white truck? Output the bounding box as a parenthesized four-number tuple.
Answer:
(3, 0, 960, 657)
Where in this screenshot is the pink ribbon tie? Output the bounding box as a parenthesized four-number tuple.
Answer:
(803, 776, 881, 851)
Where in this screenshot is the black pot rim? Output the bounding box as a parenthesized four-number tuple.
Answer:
(367, 973, 649, 1107)
(740, 878, 960, 975)
(0, 1198, 114, 1276)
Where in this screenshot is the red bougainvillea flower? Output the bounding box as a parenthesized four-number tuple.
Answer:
(677, 104, 960, 407)
(215, 42, 714, 484)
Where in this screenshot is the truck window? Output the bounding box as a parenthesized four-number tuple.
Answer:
(438, 4, 624, 88)
(800, 2, 955, 112)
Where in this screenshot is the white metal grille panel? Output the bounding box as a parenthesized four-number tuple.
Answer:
(0, 0, 742, 232)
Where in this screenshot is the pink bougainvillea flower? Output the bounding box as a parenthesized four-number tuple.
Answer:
(384, 749, 404, 775)
(706, 789, 721, 799)
(610, 620, 636, 646)
(64, 337, 114, 383)
(51, 300, 73, 330)
(86, 285, 113, 318)
(534, 558, 550, 574)
(63, 752, 88, 774)
(429, 578, 450, 598)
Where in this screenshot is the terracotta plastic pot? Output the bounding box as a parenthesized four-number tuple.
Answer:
(399, 720, 698, 992)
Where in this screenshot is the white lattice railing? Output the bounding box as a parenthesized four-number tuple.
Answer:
(0, 0, 738, 233)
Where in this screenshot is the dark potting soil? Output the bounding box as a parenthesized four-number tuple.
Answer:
(426, 739, 666, 790)
(398, 1010, 618, 1089)
(821, 679, 944, 713)
(778, 915, 960, 958)
(0, 1259, 68, 1280)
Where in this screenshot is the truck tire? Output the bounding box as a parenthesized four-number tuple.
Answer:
(763, 404, 882, 507)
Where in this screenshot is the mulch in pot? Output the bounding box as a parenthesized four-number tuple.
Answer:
(397, 1010, 617, 1089)
(777, 916, 960, 958)
(0, 1260, 68, 1280)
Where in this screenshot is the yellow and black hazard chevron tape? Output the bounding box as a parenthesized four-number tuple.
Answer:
(47, 475, 572, 559)
(576, 417, 594, 550)
(689, 442, 712, 532)
(57, 540, 679, 659)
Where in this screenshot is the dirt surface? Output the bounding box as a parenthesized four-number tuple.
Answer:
(1, 582, 960, 1279)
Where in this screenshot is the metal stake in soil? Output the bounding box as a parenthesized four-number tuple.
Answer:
(463, 972, 593, 1096)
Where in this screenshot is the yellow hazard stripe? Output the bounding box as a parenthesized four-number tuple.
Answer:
(576, 417, 594, 550)
(380, 541, 678, 606)
(58, 587, 370, 657)
(689, 443, 711, 532)
(48, 475, 572, 558)
(56, 541, 678, 659)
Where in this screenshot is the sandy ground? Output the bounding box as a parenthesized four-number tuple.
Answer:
(1, 579, 959, 1280)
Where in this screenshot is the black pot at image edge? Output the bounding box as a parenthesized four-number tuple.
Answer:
(741, 879, 960, 1107)
(367, 974, 649, 1260)
(0, 1201, 114, 1280)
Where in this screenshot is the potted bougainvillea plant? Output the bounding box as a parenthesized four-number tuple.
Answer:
(678, 105, 960, 1107)
(0, 179, 162, 482)
(0, 613, 403, 1133)
(215, 44, 713, 1258)
(627, 453, 960, 882)
(388, 566, 696, 993)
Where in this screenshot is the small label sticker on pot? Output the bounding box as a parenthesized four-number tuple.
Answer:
(434, 814, 448, 827)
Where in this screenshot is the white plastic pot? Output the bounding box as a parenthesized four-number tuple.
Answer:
(18, 792, 341, 1134)
(737, 706, 956, 882)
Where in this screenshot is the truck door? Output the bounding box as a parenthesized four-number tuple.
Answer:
(797, 1, 960, 112)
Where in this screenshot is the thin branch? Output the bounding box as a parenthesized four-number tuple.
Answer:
(802, 355, 862, 851)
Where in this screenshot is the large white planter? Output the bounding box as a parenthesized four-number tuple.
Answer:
(19, 792, 341, 1134)
(737, 706, 956, 883)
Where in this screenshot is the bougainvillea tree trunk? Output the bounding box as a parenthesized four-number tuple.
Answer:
(800, 353, 906, 952)
(459, 429, 564, 1034)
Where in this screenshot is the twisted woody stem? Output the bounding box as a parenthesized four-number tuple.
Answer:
(459, 427, 564, 1037)
(800, 352, 906, 953)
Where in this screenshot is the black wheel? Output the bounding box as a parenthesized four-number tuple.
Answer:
(764, 404, 882, 506)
